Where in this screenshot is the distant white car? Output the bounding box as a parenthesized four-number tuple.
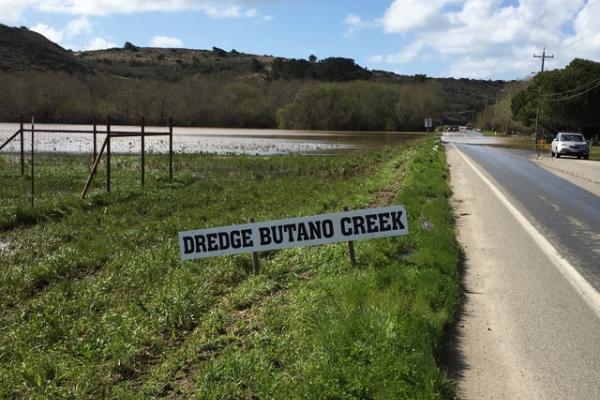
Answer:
(551, 132, 589, 159)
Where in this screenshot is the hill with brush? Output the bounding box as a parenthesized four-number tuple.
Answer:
(0, 23, 505, 129)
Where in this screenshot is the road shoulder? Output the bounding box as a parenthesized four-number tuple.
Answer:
(446, 145, 600, 400)
(533, 156, 600, 197)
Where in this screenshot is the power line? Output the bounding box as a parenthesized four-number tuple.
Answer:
(542, 80, 600, 102)
(542, 76, 600, 98)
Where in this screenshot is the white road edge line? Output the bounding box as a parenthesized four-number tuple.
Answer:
(452, 143, 600, 320)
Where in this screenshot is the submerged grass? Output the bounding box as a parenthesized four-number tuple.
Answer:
(0, 136, 460, 399)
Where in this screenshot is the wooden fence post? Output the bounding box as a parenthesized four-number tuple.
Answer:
(344, 207, 357, 266)
(106, 115, 111, 193)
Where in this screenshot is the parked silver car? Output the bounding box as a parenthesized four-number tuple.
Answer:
(550, 132, 589, 159)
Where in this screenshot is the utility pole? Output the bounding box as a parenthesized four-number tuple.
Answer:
(533, 48, 554, 152)
(533, 47, 554, 73)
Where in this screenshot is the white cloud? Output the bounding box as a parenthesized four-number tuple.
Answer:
(381, 0, 451, 33)
(562, 0, 600, 61)
(31, 22, 64, 43)
(85, 36, 118, 50)
(150, 35, 183, 47)
(343, 13, 380, 36)
(365, 0, 595, 78)
(1, 0, 265, 21)
(0, 0, 36, 23)
(33, 0, 262, 18)
(30, 16, 93, 47)
(368, 54, 383, 63)
(65, 15, 91, 36)
(244, 8, 257, 18)
(386, 40, 425, 64)
(345, 14, 362, 27)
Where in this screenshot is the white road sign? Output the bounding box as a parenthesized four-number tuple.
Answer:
(179, 205, 409, 260)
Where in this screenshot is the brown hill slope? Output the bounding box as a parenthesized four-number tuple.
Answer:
(0, 24, 86, 72)
(75, 45, 272, 80)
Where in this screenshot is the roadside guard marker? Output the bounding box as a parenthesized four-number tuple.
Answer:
(179, 205, 409, 273)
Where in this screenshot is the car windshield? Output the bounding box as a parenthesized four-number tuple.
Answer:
(561, 134, 585, 142)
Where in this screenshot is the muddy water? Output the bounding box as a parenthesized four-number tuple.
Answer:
(0, 123, 424, 155)
(442, 130, 534, 152)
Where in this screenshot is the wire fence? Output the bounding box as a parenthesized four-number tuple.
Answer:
(0, 116, 174, 210)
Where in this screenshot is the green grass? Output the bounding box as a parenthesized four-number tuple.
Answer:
(589, 145, 600, 161)
(0, 137, 461, 399)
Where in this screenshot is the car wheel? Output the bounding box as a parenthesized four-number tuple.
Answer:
(556, 153, 561, 158)
(577, 155, 582, 159)
(584, 155, 589, 160)
(551, 151, 555, 157)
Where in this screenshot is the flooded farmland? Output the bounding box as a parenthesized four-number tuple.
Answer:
(0, 123, 424, 155)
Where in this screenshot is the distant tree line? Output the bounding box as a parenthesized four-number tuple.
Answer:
(277, 81, 442, 131)
(268, 57, 371, 81)
(475, 81, 529, 135)
(510, 58, 600, 138)
(0, 72, 445, 131)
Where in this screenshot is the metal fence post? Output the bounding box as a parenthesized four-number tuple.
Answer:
(141, 116, 145, 186)
(169, 117, 173, 180)
(106, 115, 111, 193)
(20, 114, 24, 176)
(31, 116, 35, 207)
(344, 207, 357, 266)
(93, 119, 97, 163)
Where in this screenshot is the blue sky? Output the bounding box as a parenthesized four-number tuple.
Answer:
(1, 0, 599, 80)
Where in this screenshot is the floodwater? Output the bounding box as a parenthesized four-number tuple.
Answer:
(442, 130, 534, 151)
(0, 123, 424, 155)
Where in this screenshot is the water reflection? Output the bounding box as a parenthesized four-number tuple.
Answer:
(0, 124, 424, 155)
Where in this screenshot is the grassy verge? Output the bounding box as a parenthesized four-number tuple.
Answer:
(0, 136, 460, 399)
(589, 145, 600, 161)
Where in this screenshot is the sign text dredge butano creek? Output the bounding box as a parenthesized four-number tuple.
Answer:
(179, 205, 408, 260)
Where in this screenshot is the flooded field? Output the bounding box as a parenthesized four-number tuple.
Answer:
(442, 130, 535, 152)
(0, 123, 423, 155)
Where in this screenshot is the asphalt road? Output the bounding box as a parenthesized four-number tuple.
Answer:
(449, 140, 600, 290)
(443, 133, 600, 399)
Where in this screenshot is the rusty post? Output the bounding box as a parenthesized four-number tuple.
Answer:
(80, 137, 108, 199)
(250, 218, 260, 275)
(31, 116, 35, 207)
(20, 114, 24, 176)
(169, 117, 173, 180)
(141, 116, 145, 187)
(344, 207, 357, 266)
(106, 115, 111, 193)
(93, 118, 97, 163)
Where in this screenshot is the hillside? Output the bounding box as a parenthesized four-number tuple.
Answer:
(0, 23, 506, 128)
(0, 24, 86, 73)
(76, 45, 273, 81)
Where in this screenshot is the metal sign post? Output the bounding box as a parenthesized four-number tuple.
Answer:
(424, 117, 433, 132)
